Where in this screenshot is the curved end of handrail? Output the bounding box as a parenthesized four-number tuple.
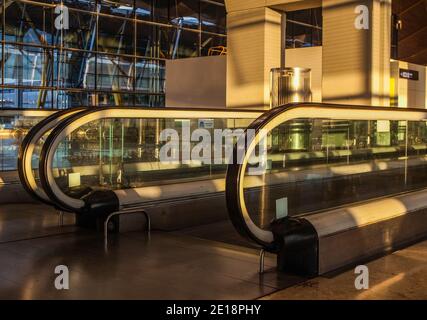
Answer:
(18, 107, 87, 208)
(17, 109, 69, 205)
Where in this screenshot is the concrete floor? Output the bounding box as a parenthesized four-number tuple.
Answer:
(0, 203, 303, 300)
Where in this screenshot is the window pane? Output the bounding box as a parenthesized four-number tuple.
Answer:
(53, 90, 91, 109)
(174, 30, 199, 58)
(170, 0, 200, 30)
(5, 1, 53, 45)
(4, 44, 53, 87)
(136, 23, 171, 59)
(135, 0, 152, 21)
(135, 93, 164, 107)
(201, 33, 226, 56)
(98, 15, 134, 55)
(97, 92, 135, 106)
(286, 7, 322, 48)
(54, 49, 95, 89)
(62, 0, 97, 11)
(200, 0, 226, 34)
(96, 54, 134, 91)
(100, 0, 135, 18)
(1, 87, 52, 108)
(135, 58, 165, 93)
(152, 0, 169, 24)
(62, 10, 96, 50)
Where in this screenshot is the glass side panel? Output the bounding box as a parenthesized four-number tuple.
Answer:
(0, 112, 50, 171)
(242, 119, 427, 230)
(50, 117, 255, 198)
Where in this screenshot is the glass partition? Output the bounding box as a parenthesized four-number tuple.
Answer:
(49, 116, 256, 199)
(0, 110, 55, 171)
(242, 118, 427, 230)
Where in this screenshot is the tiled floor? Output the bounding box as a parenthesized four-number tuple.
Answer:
(263, 239, 427, 300)
(0, 203, 77, 243)
(3, 203, 427, 300)
(0, 203, 303, 300)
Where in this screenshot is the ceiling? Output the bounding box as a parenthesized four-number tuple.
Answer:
(393, 0, 427, 65)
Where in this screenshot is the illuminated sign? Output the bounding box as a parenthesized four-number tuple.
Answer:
(399, 69, 419, 81)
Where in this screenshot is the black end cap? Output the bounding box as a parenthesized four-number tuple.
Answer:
(80, 190, 120, 219)
(271, 217, 319, 277)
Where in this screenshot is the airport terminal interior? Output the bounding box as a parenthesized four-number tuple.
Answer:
(1, 0, 427, 300)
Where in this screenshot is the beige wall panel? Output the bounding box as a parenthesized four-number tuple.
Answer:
(322, 0, 372, 105)
(165, 56, 227, 109)
(285, 47, 323, 102)
(225, 0, 266, 13)
(370, 0, 391, 106)
(322, 0, 391, 106)
(226, 7, 281, 109)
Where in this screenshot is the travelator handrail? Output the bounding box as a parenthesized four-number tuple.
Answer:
(38, 107, 264, 214)
(225, 103, 427, 249)
(18, 107, 88, 205)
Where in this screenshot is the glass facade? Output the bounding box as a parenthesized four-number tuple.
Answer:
(0, 0, 227, 109)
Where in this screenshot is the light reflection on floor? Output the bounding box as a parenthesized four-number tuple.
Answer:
(263, 239, 427, 300)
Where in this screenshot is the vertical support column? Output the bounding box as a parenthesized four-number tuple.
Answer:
(281, 12, 287, 69)
(322, 0, 391, 106)
(226, 7, 281, 109)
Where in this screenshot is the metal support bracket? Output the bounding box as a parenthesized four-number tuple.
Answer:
(58, 211, 64, 227)
(259, 248, 266, 274)
(104, 209, 151, 246)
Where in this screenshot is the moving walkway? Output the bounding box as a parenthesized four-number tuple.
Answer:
(226, 103, 427, 275)
(18, 103, 427, 276)
(18, 107, 263, 228)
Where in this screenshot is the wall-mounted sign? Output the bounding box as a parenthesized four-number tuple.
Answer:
(198, 119, 214, 129)
(399, 69, 419, 81)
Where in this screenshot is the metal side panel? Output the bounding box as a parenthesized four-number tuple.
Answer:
(125, 193, 228, 231)
(114, 178, 226, 206)
(305, 189, 427, 275)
